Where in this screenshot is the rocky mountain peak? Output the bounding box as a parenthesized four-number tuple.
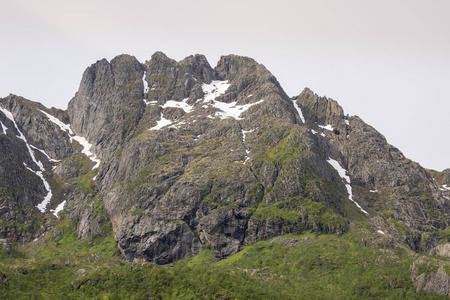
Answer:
(294, 87, 345, 127)
(1, 53, 450, 276)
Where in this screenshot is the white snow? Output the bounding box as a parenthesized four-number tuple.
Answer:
(327, 158, 368, 215)
(211, 99, 264, 120)
(149, 116, 173, 130)
(319, 124, 334, 131)
(0, 107, 52, 213)
(39, 110, 73, 134)
(24, 165, 52, 213)
(292, 99, 305, 123)
(142, 71, 149, 93)
(243, 149, 251, 164)
(169, 121, 186, 129)
(370, 189, 378, 193)
(71, 135, 101, 169)
(320, 132, 326, 137)
(144, 100, 158, 106)
(0, 107, 45, 172)
(148, 98, 195, 130)
(30, 145, 60, 163)
(443, 185, 450, 191)
(242, 129, 254, 142)
(201, 80, 263, 119)
(202, 80, 231, 101)
(162, 98, 193, 113)
(345, 120, 350, 125)
(0, 106, 53, 213)
(0, 121, 7, 134)
(247, 94, 253, 98)
(241, 129, 254, 163)
(39, 110, 101, 170)
(377, 230, 385, 235)
(311, 129, 318, 134)
(50, 200, 66, 218)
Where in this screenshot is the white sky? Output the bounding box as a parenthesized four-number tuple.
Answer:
(1, 0, 449, 171)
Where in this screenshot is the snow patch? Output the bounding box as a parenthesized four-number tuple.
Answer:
(292, 99, 305, 123)
(211, 99, 264, 120)
(39, 110, 101, 170)
(149, 116, 173, 130)
(71, 135, 101, 169)
(443, 185, 450, 191)
(24, 165, 52, 213)
(370, 189, 378, 193)
(0, 121, 7, 134)
(30, 145, 60, 163)
(320, 132, 326, 137)
(242, 129, 254, 143)
(39, 110, 73, 134)
(319, 124, 334, 131)
(327, 158, 368, 215)
(202, 80, 263, 119)
(345, 120, 350, 125)
(202, 80, 231, 101)
(144, 100, 158, 106)
(162, 98, 193, 113)
(50, 200, 66, 218)
(0, 106, 54, 213)
(241, 129, 255, 163)
(168, 121, 186, 129)
(148, 98, 194, 130)
(143, 71, 149, 93)
(311, 129, 318, 134)
(377, 230, 385, 235)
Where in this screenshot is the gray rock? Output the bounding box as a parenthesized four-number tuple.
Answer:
(429, 244, 450, 259)
(411, 256, 450, 296)
(75, 269, 86, 275)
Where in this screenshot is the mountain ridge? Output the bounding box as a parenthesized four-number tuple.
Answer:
(1, 52, 450, 297)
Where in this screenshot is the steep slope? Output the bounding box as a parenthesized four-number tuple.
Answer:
(294, 88, 450, 251)
(0, 95, 72, 242)
(0, 94, 110, 244)
(1, 52, 449, 269)
(64, 53, 354, 263)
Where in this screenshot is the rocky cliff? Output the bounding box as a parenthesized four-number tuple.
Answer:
(1, 53, 449, 274)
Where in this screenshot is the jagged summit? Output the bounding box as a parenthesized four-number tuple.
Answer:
(1, 52, 450, 296)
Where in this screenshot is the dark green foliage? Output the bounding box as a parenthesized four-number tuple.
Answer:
(0, 232, 445, 299)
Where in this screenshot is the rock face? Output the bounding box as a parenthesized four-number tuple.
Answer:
(294, 88, 450, 251)
(0, 95, 73, 242)
(68, 55, 146, 161)
(92, 54, 346, 263)
(410, 247, 450, 297)
(1, 52, 449, 268)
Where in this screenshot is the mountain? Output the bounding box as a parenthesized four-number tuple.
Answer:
(1, 52, 450, 298)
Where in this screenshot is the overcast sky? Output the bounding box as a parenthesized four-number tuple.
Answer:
(1, 0, 449, 171)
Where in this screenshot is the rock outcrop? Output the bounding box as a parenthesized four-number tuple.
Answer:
(294, 88, 450, 251)
(411, 245, 450, 297)
(1, 52, 449, 269)
(92, 54, 347, 263)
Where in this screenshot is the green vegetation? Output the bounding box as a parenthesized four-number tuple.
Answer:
(0, 231, 445, 299)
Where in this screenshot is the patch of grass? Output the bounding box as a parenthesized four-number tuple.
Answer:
(1, 231, 444, 299)
(25, 218, 118, 259)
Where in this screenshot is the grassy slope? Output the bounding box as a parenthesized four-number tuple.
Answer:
(0, 225, 447, 299)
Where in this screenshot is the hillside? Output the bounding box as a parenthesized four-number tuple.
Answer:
(1, 52, 450, 298)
